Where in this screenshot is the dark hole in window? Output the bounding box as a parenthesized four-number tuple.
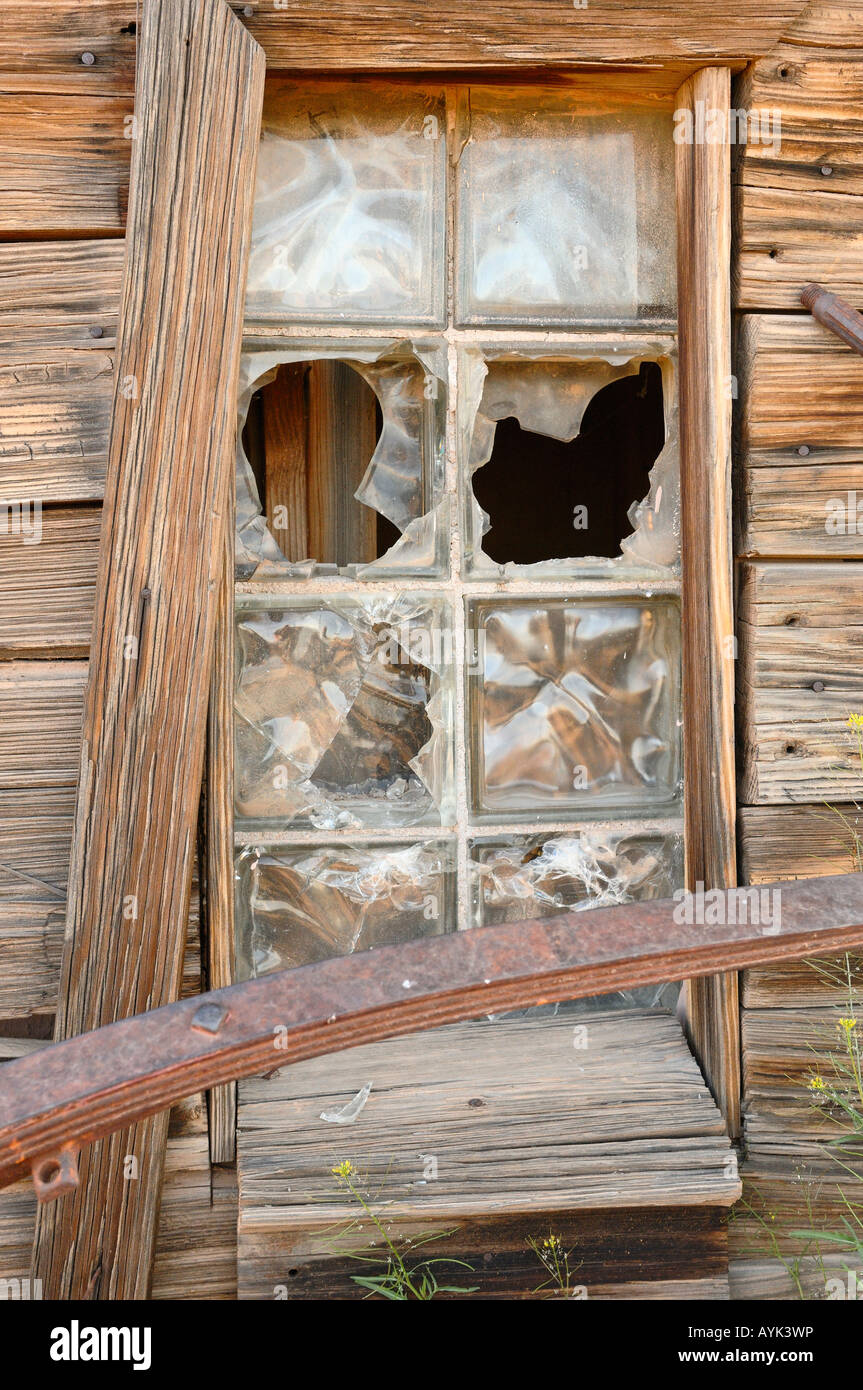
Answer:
(241, 361, 392, 567)
(471, 361, 665, 566)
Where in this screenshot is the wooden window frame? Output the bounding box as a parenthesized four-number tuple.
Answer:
(205, 62, 739, 1152)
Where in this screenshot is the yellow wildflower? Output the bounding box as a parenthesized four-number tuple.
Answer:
(808, 1075, 827, 1092)
(331, 1160, 356, 1181)
(838, 1017, 858, 1032)
(848, 714, 863, 730)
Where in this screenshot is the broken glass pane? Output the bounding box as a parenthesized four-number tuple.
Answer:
(470, 828, 682, 1012)
(236, 839, 456, 978)
(467, 598, 681, 820)
(234, 594, 455, 830)
(246, 81, 446, 324)
(460, 344, 679, 579)
(470, 827, 682, 926)
(456, 90, 677, 325)
(235, 340, 447, 580)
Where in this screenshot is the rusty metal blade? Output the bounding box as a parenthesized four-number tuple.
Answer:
(3, 872, 862, 1198)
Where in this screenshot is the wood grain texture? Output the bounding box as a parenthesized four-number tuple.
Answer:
(262, 362, 309, 562)
(0, 507, 100, 658)
(239, 1, 805, 69)
(0, 94, 131, 233)
(0, 1094, 237, 1303)
(30, 0, 265, 1301)
(736, 314, 863, 453)
(0, 662, 86, 789)
(0, 349, 112, 503)
(742, 1008, 863, 1142)
(737, 561, 863, 803)
(0, 874, 203, 1023)
(676, 66, 740, 1136)
(205, 506, 237, 1165)
(738, 460, 863, 557)
(0, 0, 808, 79)
(734, 184, 863, 311)
(0, 2, 137, 94)
(0, 240, 123, 356)
(0, 786, 76, 903)
(237, 1011, 738, 1299)
(306, 360, 378, 567)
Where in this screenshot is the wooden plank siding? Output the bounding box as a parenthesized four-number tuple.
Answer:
(732, 4, 863, 1299)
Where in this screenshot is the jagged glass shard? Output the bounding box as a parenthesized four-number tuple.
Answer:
(235, 840, 456, 977)
(235, 595, 455, 829)
(235, 340, 447, 580)
(471, 828, 682, 1012)
(246, 81, 446, 323)
(459, 344, 679, 580)
(467, 598, 681, 820)
(456, 89, 676, 325)
(320, 1081, 373, 1125)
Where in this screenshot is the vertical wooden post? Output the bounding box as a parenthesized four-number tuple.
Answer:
(32, 0, 264, 1297)
(263, 362, 310, 561)
(307, 360, 378, 566)
(675, 66, 740, 1134)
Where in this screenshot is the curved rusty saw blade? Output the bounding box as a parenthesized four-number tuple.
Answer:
(2, 871, 863, 1200)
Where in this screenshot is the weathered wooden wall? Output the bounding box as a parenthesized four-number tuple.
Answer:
(0, 0, 856, 1301)
(731, 0, 863, 1297)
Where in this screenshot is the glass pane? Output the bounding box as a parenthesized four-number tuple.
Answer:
(234, 595, 455, 830)
(246, 81, 446, 324)
(456, 90, 677, 326)
(467, 598, 681, 820)
(236, 840, 456, 977)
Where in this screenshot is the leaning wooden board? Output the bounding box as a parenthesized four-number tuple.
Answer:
(30, 0, 265, 1300)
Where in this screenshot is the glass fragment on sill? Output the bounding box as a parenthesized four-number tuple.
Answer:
(246, 81, 446, 323)
(234, 595, 454, 829)
(320, 1081, 373, 1125)
(235, 840, 455, 978)
(456, 91, 677, 325)
(467, 598, 681, 820)
(235, 341, 447, 580)
(470, 828, 682, 1013)
(460, 346, 680, 579)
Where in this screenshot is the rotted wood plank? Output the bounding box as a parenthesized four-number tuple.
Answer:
(0, 507, 100, 658)
(676, 66, 740, 1135)
(30, 0, 265, 1301)
(737, 561, 863, 803)
(0, 94, 131, 234)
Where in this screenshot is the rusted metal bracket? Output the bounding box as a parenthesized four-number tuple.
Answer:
(2, 872, 862, 1201)
(801, 283, 863, 358)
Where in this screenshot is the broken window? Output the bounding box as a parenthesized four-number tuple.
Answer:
(234, 79, 684, 1012)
